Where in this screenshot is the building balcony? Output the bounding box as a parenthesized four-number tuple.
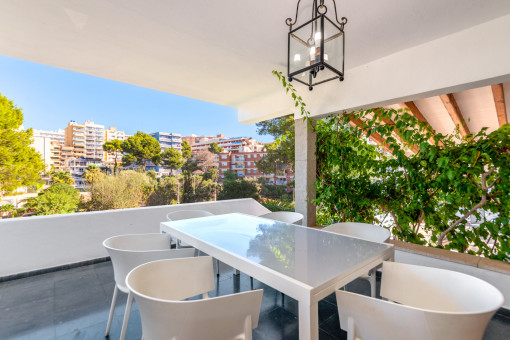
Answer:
(0, 200, 508, 340)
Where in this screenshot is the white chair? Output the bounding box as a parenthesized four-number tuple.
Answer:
(323, 222, 391, 297)
(336, 261, 504, 340)
(103, 233, 195, 339)
(166, 209, 215, 222)
(126, 256, 264, 340)
(260, 211, 304, 225)
(166, 209, 215, 247)
(166, 209, 223, 275)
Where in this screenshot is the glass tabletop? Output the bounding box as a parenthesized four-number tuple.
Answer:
(161, 213, 392, 288)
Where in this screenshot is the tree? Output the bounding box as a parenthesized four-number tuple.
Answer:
(121, 132, 161, 170)
(218, 178, 260, 201)
(181, 140, 192, 159)
(32, 183, 80, 215)
(90, 170, 153, 210)
(103, 139, 123, 175)
(256, 114, 294, 186)
(195, 150, 216, 172)
(223, 170, 238, 181)
(161, 148, 184, 174)
(82, 164, 103, 185)
(0, 93, 45, 193)
(208, 142, 224, 154)
(51, 171, 74, 185)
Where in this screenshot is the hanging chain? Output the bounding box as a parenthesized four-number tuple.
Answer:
(286, 0, 347, 30)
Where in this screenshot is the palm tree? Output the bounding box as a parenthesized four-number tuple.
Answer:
(103, 139, 123, 175)
(82, 164, 102, 185)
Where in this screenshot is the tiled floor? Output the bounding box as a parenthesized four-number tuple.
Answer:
(0, 261, 509, 339)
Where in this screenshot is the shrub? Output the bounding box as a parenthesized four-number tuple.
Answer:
(90, 171, 153, 210)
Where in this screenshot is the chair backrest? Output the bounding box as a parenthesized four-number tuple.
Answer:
(103, 233, 195, 292)
(126, 257, 263, 340)
(336, 289, 497, 340)
(323, 222, 390, 243)
(336, 261, 504, 340)
(380, 261, 504, 313)
(166, 209, 215, 221)
(260, 211, 304, 225)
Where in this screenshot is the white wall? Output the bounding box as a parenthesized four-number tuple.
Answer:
(0, 199, 269, 278)
(239, 13, 510, 123)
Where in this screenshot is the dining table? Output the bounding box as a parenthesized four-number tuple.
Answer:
(160, 212, 394, 340)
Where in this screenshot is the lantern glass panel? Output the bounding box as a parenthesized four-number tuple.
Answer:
(323, 16, 344, 75)
(288, 16, 321, 76)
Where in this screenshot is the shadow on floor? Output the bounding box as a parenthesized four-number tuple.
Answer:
(0, 261, 509, 339)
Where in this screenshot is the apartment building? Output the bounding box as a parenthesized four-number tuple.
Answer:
(64, 121, 106, 160)
(104, 126, 129, 164)
(66, 158, 104, 188)
(32, 129, 65, 170)
(184, 134, 265, 153)
(217, 145, 293, 186)
(146, 132, 182, 175)
(150, 132, 182, 151)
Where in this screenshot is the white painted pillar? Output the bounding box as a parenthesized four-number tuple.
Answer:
(295, 118, 316, 227)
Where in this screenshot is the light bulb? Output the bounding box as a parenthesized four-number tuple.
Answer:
(324, 54, 329, 61)
(293, 54, 301, 62)
(314, 31, 322, 43)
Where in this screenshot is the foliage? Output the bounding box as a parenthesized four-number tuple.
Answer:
(30, 184, 80, 215)
(161, 148, 184, 173)
(0, 93, 45, 193)
(89, 170, 154, 210)
(208, 142, 224, 154)
(223, 170, 238, 181)
(194, 150, 216, 172)
(218, 178, 260, 201)
(147, 176, 180, 206)
(181, 141, 192, 159)
(256, 114, 295, 175)
(146, 170, 157, 181)
(273, 70, 510, 261)
(261, 198, 295, 212)
(103, 139, 123, 174)
(82, 165, 103, 185)
(121, 132, 161, 170)
(260, 183, 292, 200)
(0, 204, 14, 212)
(51, 171, 74, 185)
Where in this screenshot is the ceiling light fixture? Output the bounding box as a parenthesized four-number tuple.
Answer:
(286, 0, 347, 91)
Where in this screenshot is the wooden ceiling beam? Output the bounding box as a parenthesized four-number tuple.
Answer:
(491, 84, 508, 127)
(400, 101, 429, 124)
(396, 102, 444, 148)
(348, 118, 393, 154)
(440, 94, 470, 137)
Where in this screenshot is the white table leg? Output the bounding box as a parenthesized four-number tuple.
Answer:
(299, 300, 319, 340)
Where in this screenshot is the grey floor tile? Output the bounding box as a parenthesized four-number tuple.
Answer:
(1, 262, 509, 340)
(0, 296, 55, 339)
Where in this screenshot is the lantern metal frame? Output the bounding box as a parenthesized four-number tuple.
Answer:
(286, 0, 347, 91)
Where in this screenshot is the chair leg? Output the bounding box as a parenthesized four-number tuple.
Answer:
(105, 285, 119, 336)
(216, 259, 220, 276)
(281, 292, 285, 305)
(120, 292, 133, 340)
(369, 269, 376, 297)
(250, 276, 254, 290)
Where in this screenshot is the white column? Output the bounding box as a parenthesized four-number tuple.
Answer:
(295, 118, 316, 227)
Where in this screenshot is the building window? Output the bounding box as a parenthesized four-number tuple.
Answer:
(221, 155, 227, 159)
(247, 169, 251, 173)
(247, 154, 251, 158)
(221, 162, 227, 166)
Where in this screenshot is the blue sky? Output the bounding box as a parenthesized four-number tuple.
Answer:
(0, 55, 273, 142)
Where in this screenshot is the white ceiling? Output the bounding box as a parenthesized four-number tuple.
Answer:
(1, 0, 510, 117)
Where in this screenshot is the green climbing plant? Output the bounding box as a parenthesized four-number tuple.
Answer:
(273, 70, 510, 261)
